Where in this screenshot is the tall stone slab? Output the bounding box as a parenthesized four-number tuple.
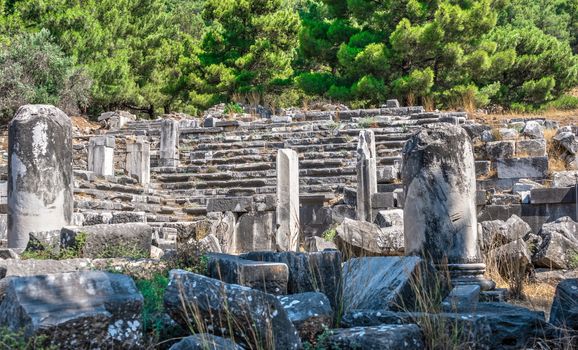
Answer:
(159, 119, 179, 167)
(276, 149, 300, 251)
(402, 123, 493, 290)
(126, 136, 150, 185)
(356, 130, 377, 222)
(88, 135, 115, 176)
(8, 105, 73, 250)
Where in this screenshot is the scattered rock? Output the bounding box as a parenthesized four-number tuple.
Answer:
(169, 334, 242, 350)
(164, 270, 302, 350)
(324, 324, 424, 350)
(0, 271, 143, 349)
(342, 256, 445, 313)
(335, 218, 404, 256)
(534, 217, 578, 269)
(549, 278, 578, 330)
(207, 253, 289, 294)
(241, 251, 342, 310)
(278, 292, 333, 342)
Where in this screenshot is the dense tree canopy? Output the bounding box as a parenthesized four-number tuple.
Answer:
(0, 0, 577, 120)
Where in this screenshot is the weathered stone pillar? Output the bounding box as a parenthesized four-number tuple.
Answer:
(88, 135, 115, 176)
(159, 119, 179, 167)
(276, 149, 300, 251)
(402, 123, 493, 290)
(8, 105, 73, 249)
(126, 136, 150, 185)
(356, 130, 377, 222)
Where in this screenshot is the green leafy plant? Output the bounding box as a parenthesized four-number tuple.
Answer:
(322, 227, 337, 242)
(224, 102, 244, 115)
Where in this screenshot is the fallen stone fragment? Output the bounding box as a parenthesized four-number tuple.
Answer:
(341, 256, 445, 312)
(278, 292, 333, 342)
(0, 271, 143, 349)
(207, 253, 288, 294)
(61, 223, 152, 258)
(549, 278, 578, 330)
(324, 324, 424, 350)
(534, 217, 578, 269)
(335, 218, 403, 256)
(169, 334, 242, 350)
(241, 251, 342, 310)
(164, 270, 302, 350)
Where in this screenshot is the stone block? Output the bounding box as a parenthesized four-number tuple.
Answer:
(336, 218, 404, 256)
(530, 187, 576, 204)
(164, 270, 302, 350)
(442, 285, 480, 312)
(278, 292, 333, 342)
(0, 271, 143, 348)
(342, 256, 444, 312)
(241, 251, 342, 310)
(550, 278, 578, 330)
(325, 324, 424, 350)
(374, 209, 404, 228)
(207, 253, 289, 294)
(234, 211, 276, 252)
(486, 141, 515, 159)
(207, 197, 253, 213)
(126, 137, 150, 185)
(496, 157, 548, 179)
(88, 135, 115, 176)
(516, 139, 547, 157)
(552, 170, 578, 188)
(169, 335, 242, 350)
(61, 223, 152, 258)
(475, 161, 492, 178)
(371, 192, 395, 209)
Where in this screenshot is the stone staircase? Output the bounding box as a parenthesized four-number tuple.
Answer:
(70, 108, 463, 224)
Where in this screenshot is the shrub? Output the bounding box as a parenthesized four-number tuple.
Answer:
(0, 29, 91, 123)
(224, 102, 244, 115)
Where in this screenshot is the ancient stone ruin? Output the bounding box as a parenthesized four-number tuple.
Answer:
(0, 102, 576, 349)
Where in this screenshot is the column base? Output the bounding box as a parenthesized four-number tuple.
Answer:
(445, 263, 495, 291)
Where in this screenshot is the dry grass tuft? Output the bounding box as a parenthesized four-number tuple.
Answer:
(544, 128, 569, 173)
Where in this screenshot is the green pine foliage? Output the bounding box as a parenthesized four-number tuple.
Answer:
(0, 0, 577, 121)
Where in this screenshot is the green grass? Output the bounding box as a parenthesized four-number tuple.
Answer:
(0, 328, 56, 350)
(358, 117, 376, 128)
(322, 227, 337, 242)
(21, 232, 88, 260)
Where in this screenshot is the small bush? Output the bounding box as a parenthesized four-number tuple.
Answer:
(224, 102, 244, 115)
(135, 273, 172, 344)
(542, 94, 578, 111)
(322, 227, 337, 242)
(358, 117, 376, 128)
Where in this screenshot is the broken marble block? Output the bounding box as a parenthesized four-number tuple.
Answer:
(533, 217, 578, 269)
(516, 139, 547, 157)
(240, 251, 342, 310)
(549, 278, 578, 330)
(324, 324, 424, 350)
(495, 157, 548, 179)
(0, 271, 143, 349)
(61, 223, 152, 258)
(207, 253, 289, 294)
(341, 256, 444, 313)
(169, 334, 242, 350)
(485, 141, 515, 159)
(207, 197, 253, 213)
(278, 292, 333, 342)
(335, 217, 404, 256)
(164, 270, 302, 350)
(552, 170, 578, 188)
